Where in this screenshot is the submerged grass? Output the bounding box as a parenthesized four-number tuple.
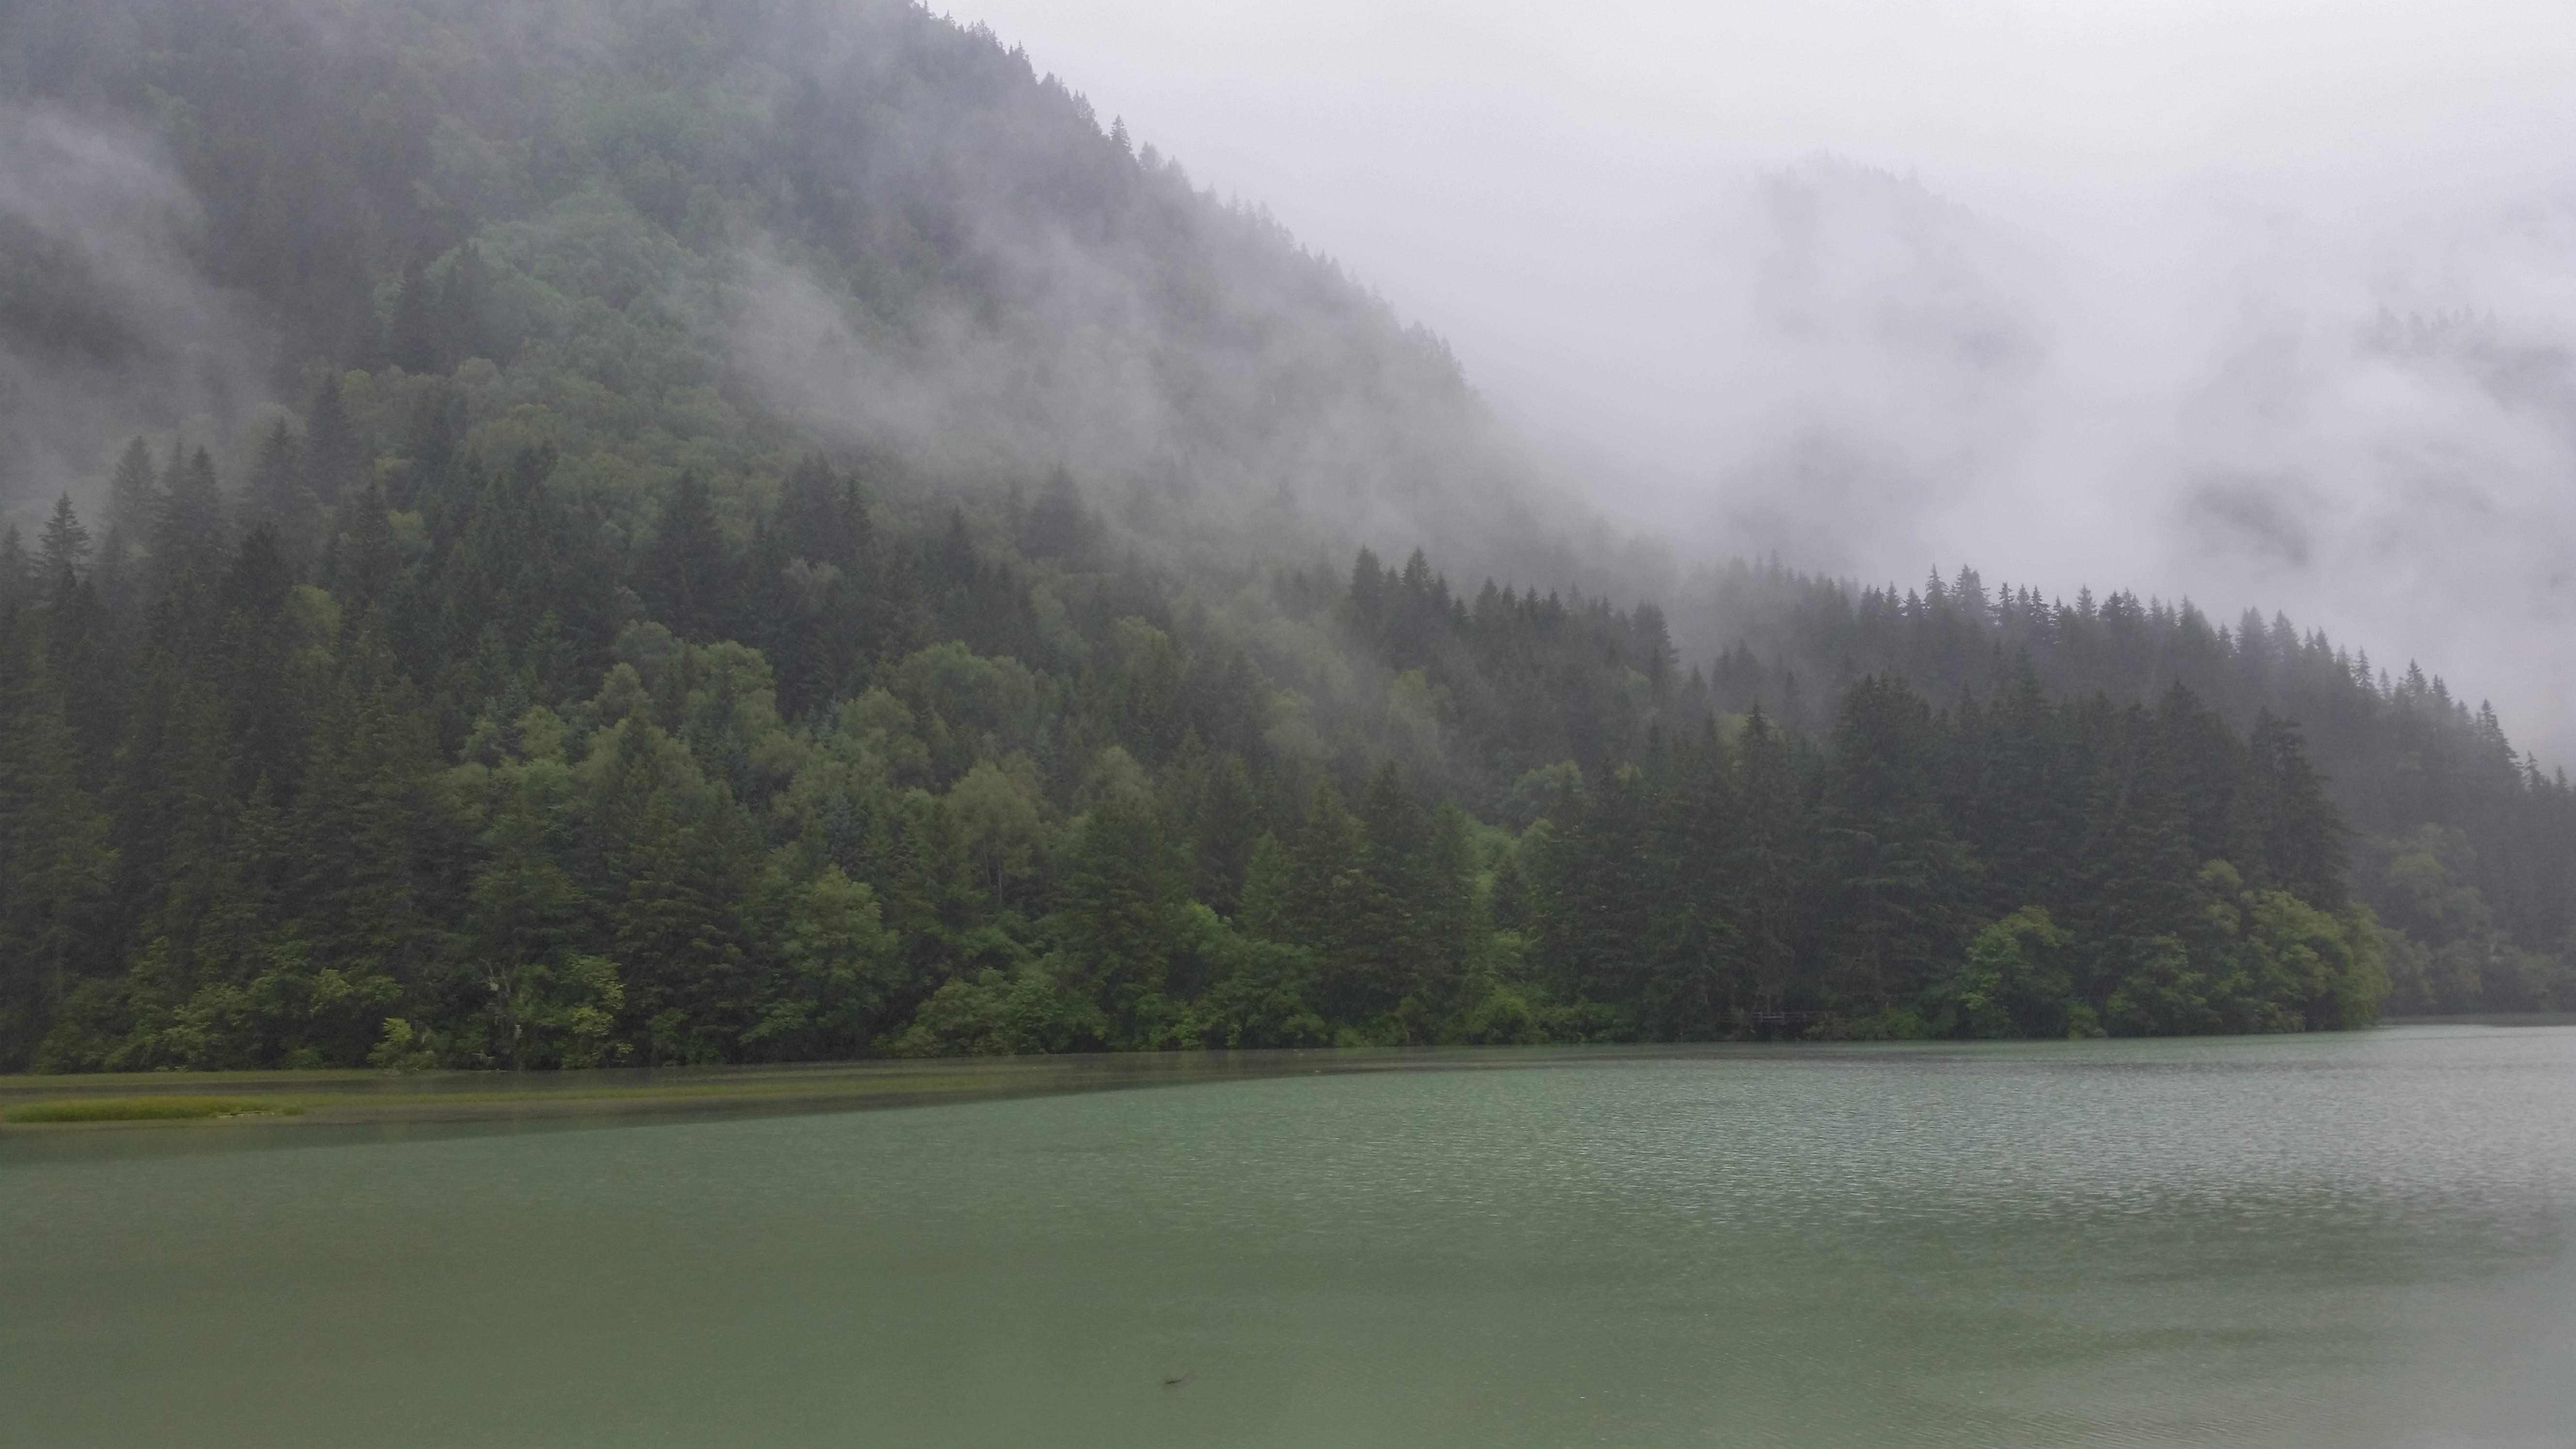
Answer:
(0, 1066, 1118, 1129)
(4, 1097, 305, 1124)
(0, 1051, 1395, 1130)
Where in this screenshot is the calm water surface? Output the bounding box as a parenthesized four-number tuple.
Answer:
(5, 1027, 2573, 1448)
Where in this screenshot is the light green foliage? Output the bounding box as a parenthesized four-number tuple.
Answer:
(891, 644, 1048, 785)
(4, 1097, 302, 1123)
(368, 1017, 438, 1073)
(886, 964, 1094, 1058)
(947, 759, 1049, 909)
(1938, 907, 2077, 1039)
(2360, 825, 2572, 1014)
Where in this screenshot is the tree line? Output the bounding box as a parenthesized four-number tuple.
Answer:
(0, 411, 2380, 1071)
(1672, 560, 2576, 1014)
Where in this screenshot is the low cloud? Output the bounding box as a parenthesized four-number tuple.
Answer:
(0, 105, 268, 503)
(959, 0, 2576, 761)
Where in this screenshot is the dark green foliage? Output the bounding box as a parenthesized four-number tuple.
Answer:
(152, 446, 228, 585)
(1812, 676, 1977, 1015)
(100, 436, 159, 584)
(302, 374, 363, 505)
(37, 496, 91, 585)
(641, 475, 737, 644)
(1510, 673, 2381, 1041)
(0, 406, 2452, 1068)
(0, 625, 112, 1068)
(1682, 563, 2574, 1005)
(1017, 468, 1097, 566)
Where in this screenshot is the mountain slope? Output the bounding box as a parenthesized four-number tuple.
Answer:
(0, 0, 1568, 576)
(0, 0, 2565, 1072)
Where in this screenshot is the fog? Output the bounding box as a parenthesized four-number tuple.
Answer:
(960, 0, 2576, 759)
(0, 105, 268, 500)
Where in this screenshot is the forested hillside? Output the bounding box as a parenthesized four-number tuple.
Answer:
(0, 0, 2566, 1072)
(0, 442, 2388, 1068)
(0, 0, 1551, 578)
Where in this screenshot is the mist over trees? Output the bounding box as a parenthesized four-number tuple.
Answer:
(0, 0, 2567, 1071)
(0, 0, 1562, 580)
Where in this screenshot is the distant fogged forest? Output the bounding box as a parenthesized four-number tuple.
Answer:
(0, 0, 2565, 1071)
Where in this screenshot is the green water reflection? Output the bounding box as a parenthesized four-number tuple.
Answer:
(5, 1027, 2572, 1447)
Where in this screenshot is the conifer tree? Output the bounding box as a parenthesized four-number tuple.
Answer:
(243, 416, 317, 558)
(1813, 676, 1977, 1017)
(642, 473, 736, 642)
(1057, 785, 1185, 1039)
(1347, 763, 1473, 1034)
(153, 446, 229, 583)
(0, 641, 111, 1069)
(303, 371, 362, 504)
(104, 435, 159, 549)
(2060, 699, 2206, 1000)
(1189, 750, 1262, 918)
(1730, 708, 1809, 1014)
(1246, 785, 1367, 1003)
(1638, 721, 1743, 1035)
(36, 495, 91, 584)
(778, 454, 871, 571)
(2248, 711, 2347, 909)
(1018, 466, 1092, 563)
(328, 475, 400, 611)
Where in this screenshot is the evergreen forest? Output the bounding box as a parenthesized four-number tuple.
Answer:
(0, 0, 2568, 1072)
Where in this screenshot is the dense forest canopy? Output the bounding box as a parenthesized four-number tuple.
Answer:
(0, 0, 2568, 1071)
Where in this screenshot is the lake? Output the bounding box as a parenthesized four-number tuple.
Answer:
(5, 1026, 2572, 1447)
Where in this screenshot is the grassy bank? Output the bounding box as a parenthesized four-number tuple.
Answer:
(4, 1097, 306, 1123)
(0, 1050, 1404, 1133)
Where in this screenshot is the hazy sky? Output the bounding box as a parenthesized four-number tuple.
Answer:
(960, 0, 2576, 759)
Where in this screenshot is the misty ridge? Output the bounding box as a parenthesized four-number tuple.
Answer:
(0, 0, 2569, 1074)
(1, 0, 2557, 691)
(1624, 156, 2576, 764)
(0, 0, 1568, 577)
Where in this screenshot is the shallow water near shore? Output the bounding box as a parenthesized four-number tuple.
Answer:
(6, 1027, 2573, 1448)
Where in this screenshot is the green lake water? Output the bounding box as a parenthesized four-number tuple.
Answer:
(5, 1027, 2573, 1448)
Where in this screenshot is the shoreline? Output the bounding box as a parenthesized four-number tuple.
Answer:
(9, 1023, 2572, 1134)
(0, 1048, 1504, 1134)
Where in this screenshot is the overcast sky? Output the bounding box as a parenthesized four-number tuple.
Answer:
(959, 0, 2576, 760)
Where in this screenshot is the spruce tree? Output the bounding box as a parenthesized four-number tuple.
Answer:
(1057, 787, 1184, 1040)
(104, 435, 159, 550)
(153, 446, 229, 583)
(243, 416, 315, 557)
(778, 454, 871, 571)
(1189, 750, 1262, 918)
(1018, 466, 1092, 563)
(642, 473, 736, 642)
(1814, 675, 1977, 1017)
(303, 371, 362, 504)
(0, 642, 111, 1069)
(36, 495, 92, 584)
(1347, 763, 1470, 1033)
(1250, 785, 1367, 1007)
(1639, 720, 1743, 1036)
(2248, 711, 2348, 909)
